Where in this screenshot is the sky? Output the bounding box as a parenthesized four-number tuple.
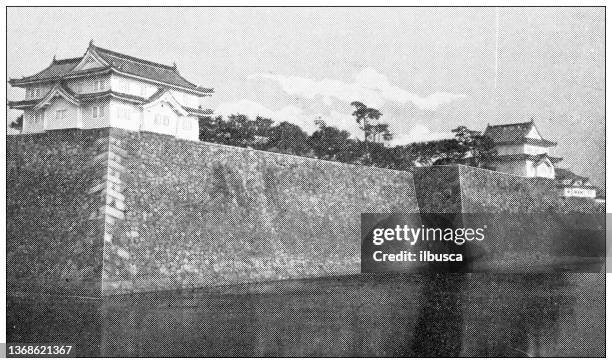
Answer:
(6, 7, 605, 186)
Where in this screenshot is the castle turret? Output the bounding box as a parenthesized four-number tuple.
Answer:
(8, 42, 214, 141)
(483, 120, 562, 179)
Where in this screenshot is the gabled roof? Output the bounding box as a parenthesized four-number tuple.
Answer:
(140, 88, 213, 116)
(15, 57, 83, 82)
(555, 168, 583, 180)
(142, 88, 188, 116)
(9, 41, 213, 95)
(92, 45, 212, 93)
(8, 82, 214, 118)
(8, 85, 145, 110)
(483, 120, 557, 147)
(32, 83, 79, 110)
(555, 168, 595, 188)
(183, 106, 213, 116)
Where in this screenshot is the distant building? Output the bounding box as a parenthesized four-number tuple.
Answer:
(595, 188, 606, 205)
(555, 168, 597, 199)
(8, 41, 213, 141)
(483, 120, 562, 179)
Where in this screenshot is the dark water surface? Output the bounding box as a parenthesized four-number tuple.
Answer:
(7, 273, 605, 357)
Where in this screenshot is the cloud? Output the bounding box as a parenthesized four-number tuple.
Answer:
(214, 100, 455, 144)
(390, 124, 455, 146)
(215, 99, 307, 128)
(215, 99, 348, 134)
(249, 67, 467, 110)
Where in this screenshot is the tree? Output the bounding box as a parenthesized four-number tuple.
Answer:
(264, 121, 311, 156)
(370, 123, 393, 143)
(450, 126, 497, 168)
(309, 119, 357, 162)
(350, 101, 383, 161)
(9, 115, 23, 132)
(198, 113, 495, 173)
(199, 114, 273, 148)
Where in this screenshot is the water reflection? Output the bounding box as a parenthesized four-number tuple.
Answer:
(7, 273, 604, 357)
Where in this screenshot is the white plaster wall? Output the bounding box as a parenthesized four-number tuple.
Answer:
(175, 115, 200, 141)
(142, 101, 179, 136)
(496, 144, 549, 156)
(170, 90, 200, 108)
(20, 97, 198, 140)
(110, 74, 201, 107)
(25, 83, 54, 100)
(81, 99, 111, 129)
(524, 144, 549, 155)
(109, 99, 142, 131)
(65, 75, 111, 94)
(111, 74, 157, 99)
(21, 109, 46, 134)
(44, 98, 79, 130)
(533, 161, 555, 179)
(561, 187, 596, 198)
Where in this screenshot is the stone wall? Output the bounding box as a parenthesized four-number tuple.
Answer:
(103, 130, 419, 294)
(7, 129, 108, 296)
(413, 165, 604, 268)
(413, 165, 601, 213)
(7, 130, 602, 296)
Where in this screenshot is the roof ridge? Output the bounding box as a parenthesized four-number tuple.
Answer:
(486, 121, 533, 128)
(53, 57, 83, 65)
(93, 45, 176, 70)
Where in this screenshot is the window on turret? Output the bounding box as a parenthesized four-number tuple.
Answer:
(93, 79, 105, 92)
(92, 105, 105, 118)
(27, 88, 40, 98)
(154, 114, 170, 126)
(34, 111, 44, 124)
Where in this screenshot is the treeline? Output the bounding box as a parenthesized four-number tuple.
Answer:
(198, 114, 497, 171)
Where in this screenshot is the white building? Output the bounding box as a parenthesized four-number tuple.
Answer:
(483, 120, 562, 179)
(555, 168, 598, 199)
(9, 41, 213, 141)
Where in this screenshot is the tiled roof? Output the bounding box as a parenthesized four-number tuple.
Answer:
(484, 121, 557, 147)
(9, 85, 147, 110)
(8, 98, 41, 108)
(184, 106, 214, 116)
(484, 121, 534, 143)
(78, 90, 146, 104)
(9, 43, 213, 95)
(521, 137, 557, 147)
(8, 82, 209, 114)
(140, 89, 212, 116)
(144, 88, 168, 104)
(554, 168, 595, 189)
(11, 57, 84, 83)
(555, 168, 583, 180)
(92, 45, 213, 93)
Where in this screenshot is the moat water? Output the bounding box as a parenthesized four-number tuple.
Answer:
(7, 273, 605, 357)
